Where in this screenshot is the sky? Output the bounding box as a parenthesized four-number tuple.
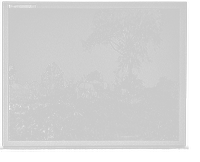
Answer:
(8, 8, 180, 87)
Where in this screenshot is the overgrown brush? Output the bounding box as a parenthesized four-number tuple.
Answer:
(9, 106, 82, 140)
(9, 85, 179, 140)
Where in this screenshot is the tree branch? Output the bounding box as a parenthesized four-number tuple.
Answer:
(114, 32, 126, 55)
(119, 38, 125, 45)
(109, 40, 127, 59)
(109, 39, 121, 48)
(111, 35, 126, 45)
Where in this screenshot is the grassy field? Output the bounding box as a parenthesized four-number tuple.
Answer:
(9, 87, 179, 141)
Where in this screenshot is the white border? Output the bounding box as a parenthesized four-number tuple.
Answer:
(2, 2, 187, 149)
(4, 2, 186, 9)
(2, 1, 8, 149)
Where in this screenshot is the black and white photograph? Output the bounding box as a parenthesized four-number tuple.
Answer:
(2, 2, 186, 149)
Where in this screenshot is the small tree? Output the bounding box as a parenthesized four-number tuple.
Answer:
(8, 64, 16, 85)
(41, 62, 63, 93)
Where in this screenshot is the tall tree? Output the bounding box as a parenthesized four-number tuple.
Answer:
(82, 9, 162, 86)
(41, 62, 63, 92)
(8, 64, 16, 84)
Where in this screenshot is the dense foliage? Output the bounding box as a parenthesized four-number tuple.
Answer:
(83, 9, 162, 80)
(9, 63, 179, 141)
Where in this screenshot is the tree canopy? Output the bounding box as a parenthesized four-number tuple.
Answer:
(82, 9, 162, 83)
